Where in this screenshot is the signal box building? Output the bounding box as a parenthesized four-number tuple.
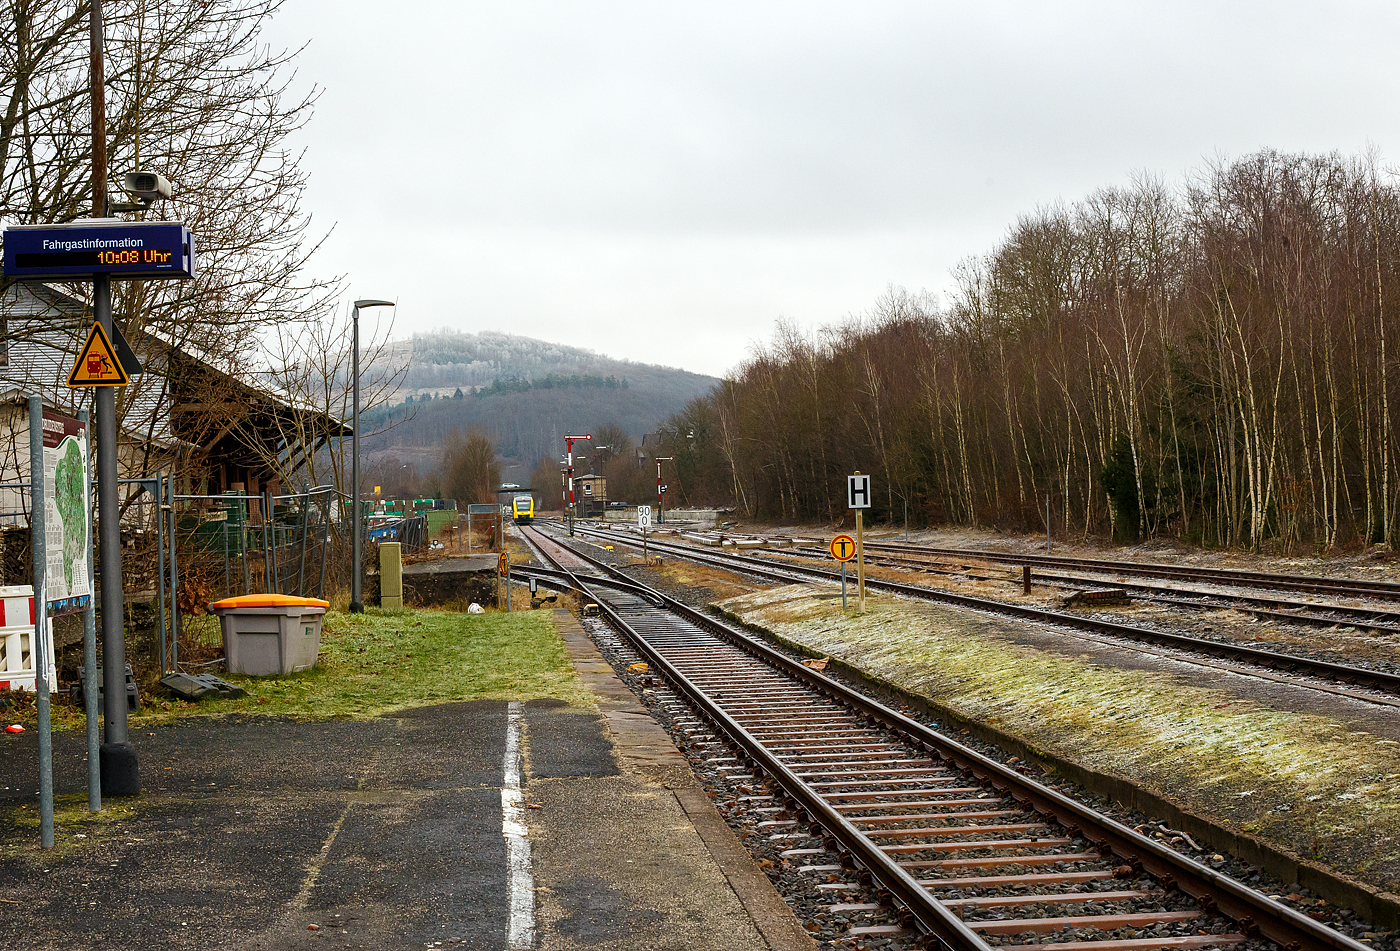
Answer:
(574, 474, 607, 516)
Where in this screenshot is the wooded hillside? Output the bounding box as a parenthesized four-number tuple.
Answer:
(363, 331, 717, 471)
(664, 150, 1400, 551)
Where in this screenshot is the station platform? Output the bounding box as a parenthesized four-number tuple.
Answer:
(0, 611, 813, 951)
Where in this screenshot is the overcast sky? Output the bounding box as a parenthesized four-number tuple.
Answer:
(265, 1, 1400, 378)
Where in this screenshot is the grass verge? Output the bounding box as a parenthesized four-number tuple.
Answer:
(36, 607, 591, 730)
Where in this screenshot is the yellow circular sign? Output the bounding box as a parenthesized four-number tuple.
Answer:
(829, 534, 857, 562)
(498, 552, 509, 577)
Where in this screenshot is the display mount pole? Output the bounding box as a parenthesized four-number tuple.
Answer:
(90, 0, 138, 795)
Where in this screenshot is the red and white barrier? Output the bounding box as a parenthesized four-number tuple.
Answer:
(0, 586, 57, 694)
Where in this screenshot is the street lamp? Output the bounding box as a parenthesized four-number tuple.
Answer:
(655, 456, 673, 524)
(350, 298, 395, 614)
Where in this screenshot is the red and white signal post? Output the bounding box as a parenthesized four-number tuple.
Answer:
(564, 433, 592, 536)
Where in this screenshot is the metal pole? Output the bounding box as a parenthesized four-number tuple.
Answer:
(221, 513, 230, 598)
(268, 490, 282, 594)
(92, 0, 137, 796)
(318, 493, 329, 599)
(153, 476, 167, 674)
(167, 473, 180, 671)
(28, 397, 54, 847)
(904, 498, 908, 544)
(262, 490, 272, 593)
(505, 553, 511, 612)
(350, 304, 363, 612)
(841, 560, 847, 611)
(1046, 495, 1051, 552)
(241, 492, 250, 594)
(79, 409, 100, 813)
(297, 486, 309, 597)
(855, 470, 866, 615)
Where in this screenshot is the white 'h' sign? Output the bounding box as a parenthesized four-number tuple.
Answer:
(847, 474, 872, 509)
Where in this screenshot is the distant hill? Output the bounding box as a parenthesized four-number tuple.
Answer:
(361, 330, 718, 473)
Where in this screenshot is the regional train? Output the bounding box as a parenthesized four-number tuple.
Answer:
(512, 494, 535, 523)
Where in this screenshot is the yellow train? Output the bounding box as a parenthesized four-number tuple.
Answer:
(512, 494, 534, 523)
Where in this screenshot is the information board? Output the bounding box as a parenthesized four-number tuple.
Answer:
(40, 410, 91, 616)
(4, 221, 196, 280)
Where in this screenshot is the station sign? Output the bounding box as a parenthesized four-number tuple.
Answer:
(847, 473, 871, 509)
(3, 220, 196, 280)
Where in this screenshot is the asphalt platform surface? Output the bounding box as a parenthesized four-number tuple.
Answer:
(0, 611, 812, 951)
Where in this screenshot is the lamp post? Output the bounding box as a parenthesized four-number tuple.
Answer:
(655, 456, 672, 524)
(349, 298, 394, 614)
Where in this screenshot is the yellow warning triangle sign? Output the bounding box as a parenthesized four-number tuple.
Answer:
(68, 322, 130, 387)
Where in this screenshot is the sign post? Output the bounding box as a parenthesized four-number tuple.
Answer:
(847, 472, 871, 613)
(638, 505, 652, 561)
(27, 398, 54, 847)
(499, 551, 510, 611)
(830, 533, 856, 610)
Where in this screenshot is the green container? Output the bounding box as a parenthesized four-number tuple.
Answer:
(425, 510, 457, 535)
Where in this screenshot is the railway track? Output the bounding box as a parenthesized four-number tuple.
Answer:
(857, 539, 1400, 605)
(663, 528, 1400, 636)
(517, 524, 1371, 951)
(560, 522, 1400, 707)
(773, 546, 1400, 640)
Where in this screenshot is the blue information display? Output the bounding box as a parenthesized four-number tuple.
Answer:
(3, 221, 196, 280)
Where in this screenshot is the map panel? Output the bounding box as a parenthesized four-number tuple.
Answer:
(41, 410, 91, 616)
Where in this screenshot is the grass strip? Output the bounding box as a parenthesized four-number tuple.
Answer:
(35, 607, 590, 730)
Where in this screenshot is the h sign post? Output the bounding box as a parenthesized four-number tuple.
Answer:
(847, 472, 871, 612)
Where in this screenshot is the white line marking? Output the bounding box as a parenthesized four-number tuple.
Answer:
(504, 701, 535, 949)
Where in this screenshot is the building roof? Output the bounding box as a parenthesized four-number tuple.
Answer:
(0, 283, 348, 468)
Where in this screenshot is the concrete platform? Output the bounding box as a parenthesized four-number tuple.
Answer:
(0, 611, 813, 951)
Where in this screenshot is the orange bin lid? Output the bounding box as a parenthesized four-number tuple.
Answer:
(209, 594, 330, 610)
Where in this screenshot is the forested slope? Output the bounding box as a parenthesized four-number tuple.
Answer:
(363, 331, 717, 467)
